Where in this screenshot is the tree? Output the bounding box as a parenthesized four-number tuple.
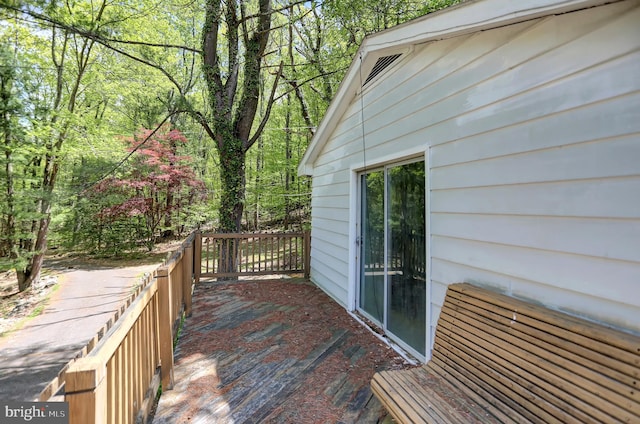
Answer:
(0, 1, 113, 290)
(0, 0, 204, 290)
(199, 0, 280, 233)
(88, 126, 206, 251)
(0, 43, 25, 275)
(0, 0, 462, 284)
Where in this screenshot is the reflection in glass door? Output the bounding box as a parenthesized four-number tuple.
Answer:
(359, 171, 385, 324)
(358, 160, 426, 357)
(387, 161, 426, 355)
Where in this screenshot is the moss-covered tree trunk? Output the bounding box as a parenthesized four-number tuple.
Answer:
(201, 0, 276, 273)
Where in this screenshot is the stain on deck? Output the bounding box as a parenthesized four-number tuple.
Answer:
(152, 278, 410, 423)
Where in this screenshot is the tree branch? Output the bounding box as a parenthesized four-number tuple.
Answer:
(237, 0, 309, 25)
(96, 37, 200, 53)
(0, 3, 199, 53)
(246, 61, 284, 150)
(1, 3, 188, 94)
(82, 111, 181, 191)
(272, 67, 344, 102)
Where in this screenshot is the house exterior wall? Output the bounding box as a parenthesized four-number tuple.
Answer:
(307, 0, 640, 349)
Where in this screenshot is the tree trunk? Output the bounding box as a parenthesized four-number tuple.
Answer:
(252, 137, 264, 231)
(284, 95, 292, 230)
(1, 64, 16, 259)
(201, 0, 274, 275)
(218, 136, 246, 233)
(216, 136, 243, 275)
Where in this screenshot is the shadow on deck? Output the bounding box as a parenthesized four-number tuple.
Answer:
(152, 277, 411, 424)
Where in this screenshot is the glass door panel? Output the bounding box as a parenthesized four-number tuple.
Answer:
(358, 160, 426, 357)
(359, 171, 385, 323)
(386, 161, 426, 356)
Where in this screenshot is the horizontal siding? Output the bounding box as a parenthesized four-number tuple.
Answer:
(308, 0, 640, 336)
(430, 92, 640, 168)
(430, 259, 640, 331)
(343, 1, 637, 152)
(308, 192, 350, 303)
(431, 134, 640, 190)
(430, 235, 639, 307)
(306, 170, 349, 190)
(308, 220, 349, 255)
(313, 106, 366, 169)
(431, 213, 640, 263)
(369, 37, 639, 150)
(431, 177, 640, 218)
(309, 249, 349, 307)
(308, 131, 353, 306)
(311, 207, 349, 225)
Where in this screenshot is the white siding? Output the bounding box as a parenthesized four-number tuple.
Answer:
(308, 0, 640, 343)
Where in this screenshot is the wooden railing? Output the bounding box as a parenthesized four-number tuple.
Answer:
(199, 231, 310, 279)
(38, 272, 156, 402)
(58, 230, 308, 423)
(64, 233, 196, 424)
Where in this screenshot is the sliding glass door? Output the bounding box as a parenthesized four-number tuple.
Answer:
(359, 170, 385, 323)
(358, 160, 426, 357)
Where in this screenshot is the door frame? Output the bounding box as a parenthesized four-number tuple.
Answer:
(352, 154, 431, 361)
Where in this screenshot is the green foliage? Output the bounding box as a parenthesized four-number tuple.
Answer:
(0, 40, 44, 271)
(0, 0, 462, 273)
(59, 127, 208, 255)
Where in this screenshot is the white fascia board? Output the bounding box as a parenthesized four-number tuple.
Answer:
(297, 0, 617, 176)
(367, 0, 616, 49)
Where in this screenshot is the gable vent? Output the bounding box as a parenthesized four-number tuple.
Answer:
(363, 53, 402, 86)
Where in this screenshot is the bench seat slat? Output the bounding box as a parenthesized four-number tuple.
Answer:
(441, 300, 639, 418)
(433, 338, 562, 424)
(445, 292, 639, 398)
(447, 285, 640, 367)
(420, 362, 512, 423)
(372, 369, 442, 423)
(437, 315, 607, 423)
(384, 367, 469, 423)
(427, 357, 532, 424)
(371, 283, 640, 424)
(372, 365, 507, 423)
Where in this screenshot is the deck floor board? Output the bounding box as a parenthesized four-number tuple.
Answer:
(152, 278, 410, 423)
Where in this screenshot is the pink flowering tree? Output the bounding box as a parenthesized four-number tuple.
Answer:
(90, 126, 206, 251)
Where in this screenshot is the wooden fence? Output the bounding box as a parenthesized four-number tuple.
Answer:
(63, 233, 196, 424)
(199, 231, 310, 279)
(38, 272, 156, 402)
(55, 230, 308, 423)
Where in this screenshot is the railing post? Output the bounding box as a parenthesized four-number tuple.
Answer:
(65, 358, 107, 424)
(156, 266, 174, 390)
(194, 231, 202, 284)
(304, 231, 311, 279)
(183, 243, 193, 317)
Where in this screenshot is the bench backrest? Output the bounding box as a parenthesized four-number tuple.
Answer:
(433, 283, 640, 423)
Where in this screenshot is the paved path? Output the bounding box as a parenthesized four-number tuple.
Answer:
(0, 260, 160, 402)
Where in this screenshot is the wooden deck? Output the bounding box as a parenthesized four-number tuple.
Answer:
(152, 277, 410, 424)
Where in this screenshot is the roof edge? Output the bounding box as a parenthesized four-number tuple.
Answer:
(297, 0, 618, 176)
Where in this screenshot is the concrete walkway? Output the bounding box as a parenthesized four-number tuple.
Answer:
(0, 260, 160, 402)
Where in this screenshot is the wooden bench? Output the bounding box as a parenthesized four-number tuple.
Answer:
(371, 283, 640, 423)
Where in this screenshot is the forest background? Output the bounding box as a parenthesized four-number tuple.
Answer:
(0, 0, 459, 292)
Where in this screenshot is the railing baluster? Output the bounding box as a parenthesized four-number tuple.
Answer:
(258, 236, 263, 272)
(251, 236, 255, 273)
(270, 236, 274, 271)
(196, 231, 311, 279)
